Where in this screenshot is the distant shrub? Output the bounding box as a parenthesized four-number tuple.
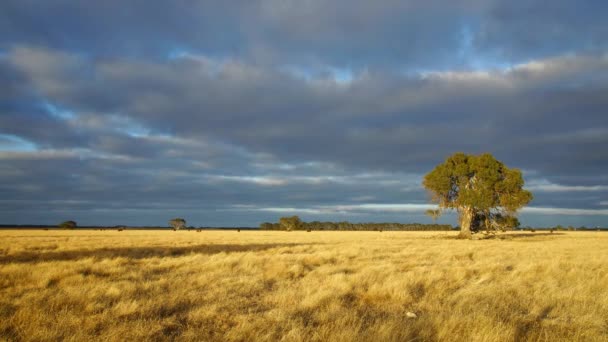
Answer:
(59, 220, 77, 229)
(237, 229, 241, 232)
(530, 229, 536, 233)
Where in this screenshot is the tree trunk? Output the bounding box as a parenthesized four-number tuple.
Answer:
(459, 207, 474, 239)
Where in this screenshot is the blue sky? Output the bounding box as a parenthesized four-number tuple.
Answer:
(1, 1, 607, 227)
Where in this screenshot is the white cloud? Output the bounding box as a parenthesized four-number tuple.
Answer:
(206, 175, 288, 186)
(235, 203, 608, 217)
(332, 203, 435, 212)
(234, 203, 437, 215)
(526, 179, 608, 192)
(0, 149, 78, 160)
(522, 207, 608, 216)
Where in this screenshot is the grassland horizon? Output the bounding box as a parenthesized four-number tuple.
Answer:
(1, 229, 607, 341)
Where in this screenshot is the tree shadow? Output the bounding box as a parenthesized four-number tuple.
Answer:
(0, 243, 307, 264)
(485, 232, 566, 240)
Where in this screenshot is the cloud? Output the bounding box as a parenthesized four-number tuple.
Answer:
(1, 2, 608, 227)
(235, 203, 608, 219)
(527, 180, 608, 192)
(474, 1, 608, 62)
(2, 47, 608, 227)
(245, 203, 436, 214)
(2, 1, 606, 69)
(521, 207, 608, 216)
(5, 46, 608, 177)
(207, 175, 288, 187)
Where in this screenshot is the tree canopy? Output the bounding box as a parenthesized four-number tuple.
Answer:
(423, 152, 532, 239)
(279, 216, 302, 231)
(169, 218, 186, 230)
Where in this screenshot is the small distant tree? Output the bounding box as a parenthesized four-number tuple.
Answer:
(423, 153, 533, 239)
(169, 218, 186, 230)
(59, 220, 77, 229)
(279, 216, 302, 231)
(425, 209, 442, 223)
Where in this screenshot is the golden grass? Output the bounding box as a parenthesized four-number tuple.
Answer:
(1, 229, 607, 341)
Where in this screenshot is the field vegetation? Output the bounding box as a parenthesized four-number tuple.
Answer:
(1, 230, 607, 341)
(260, 219, 453, 231)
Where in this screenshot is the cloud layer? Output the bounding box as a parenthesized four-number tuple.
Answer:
(1, 1, 607, 227)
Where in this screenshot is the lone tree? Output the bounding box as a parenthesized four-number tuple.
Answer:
(425, 209, 441, 224)
(59, 220, 77, 229)
(169, 218, 186, 230)
(279, 216, 302, 231)
(422, 153, 532, 239)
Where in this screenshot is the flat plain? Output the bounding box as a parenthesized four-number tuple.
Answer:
(1, 230, 607, 341)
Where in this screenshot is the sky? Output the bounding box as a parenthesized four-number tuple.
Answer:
(1, 1, 607, 227)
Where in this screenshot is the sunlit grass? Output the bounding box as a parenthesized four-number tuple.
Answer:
(1, 230, 607, 341)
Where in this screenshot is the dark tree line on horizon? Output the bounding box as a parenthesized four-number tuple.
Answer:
(260, 216, 453, 231)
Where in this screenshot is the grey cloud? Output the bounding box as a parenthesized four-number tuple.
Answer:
(0, 146, 432, 226)
(3, 46, 608, 179)
(475, 1, 608, 62)
(1, 2, 608, 227)
(2, 1, 605, 69)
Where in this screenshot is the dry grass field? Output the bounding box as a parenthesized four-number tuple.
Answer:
(1, 229, 607, 341)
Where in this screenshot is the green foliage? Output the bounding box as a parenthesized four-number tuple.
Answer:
(169, 218, 186, 230)
(279, 216, 302, 231)
(260, 219, 453, 231)
(59, 220, 77, 229)
(423, 153, 533, 238)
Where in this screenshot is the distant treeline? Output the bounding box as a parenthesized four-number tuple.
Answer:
(0, 225, 256, 230)
(259, 219, 454, 231)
